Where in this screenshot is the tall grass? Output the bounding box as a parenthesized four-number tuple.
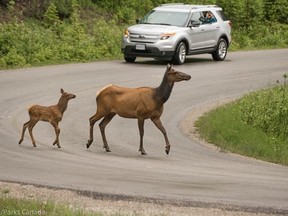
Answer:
(195, 76, 288, 165)
(240, 74, 288, 140)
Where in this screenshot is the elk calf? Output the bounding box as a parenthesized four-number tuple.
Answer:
(19, 88, 76, 148)
(86, 64, 191, 155)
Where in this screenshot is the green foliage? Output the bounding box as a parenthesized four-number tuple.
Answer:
(0, 0, 288, 69)
(44, 2, 61, 28)
(240, 75, 288, 140)
(0, 0, 123, 68)
(231, 22, 288, 50)
(195, 83, 288, 165)
(264, 0, 288, 23)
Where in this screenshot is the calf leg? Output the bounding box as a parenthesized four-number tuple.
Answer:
(99, 113, 116, 152)
(19, 120, 30, 145)
(28, 120, 38, 147)
(138, 118, 146, 155)
(51, 121, 61, 148)
(151, 118, 170, 155)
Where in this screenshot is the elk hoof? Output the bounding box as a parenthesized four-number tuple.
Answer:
(140, 150, 147, 155)
(165, 146, 170, 155)
(19, 139, 23, 145)
(86, 140, 92, 149)
(105, 148, 111, 153)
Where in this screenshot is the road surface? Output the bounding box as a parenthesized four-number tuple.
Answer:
(0, 49, 288, 214)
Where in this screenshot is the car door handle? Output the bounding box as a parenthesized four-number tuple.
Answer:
(201, 28, 205, 31)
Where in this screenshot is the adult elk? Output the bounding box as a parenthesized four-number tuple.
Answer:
(86, 64, 191, 155)
(19, 89, 76, 148)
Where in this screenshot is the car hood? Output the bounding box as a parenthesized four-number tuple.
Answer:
(128, 24, 181, 35)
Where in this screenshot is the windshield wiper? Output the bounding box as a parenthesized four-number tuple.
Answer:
(156, 23, 171, 26)
(141, 22, 171, 26)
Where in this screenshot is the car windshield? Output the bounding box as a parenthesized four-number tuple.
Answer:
(139, 10, 190, 27)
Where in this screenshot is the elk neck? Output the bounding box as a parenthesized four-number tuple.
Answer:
(57, 96, 69, 114)
(156, 75, 174, 103)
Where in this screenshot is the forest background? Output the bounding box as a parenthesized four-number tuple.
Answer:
(0, 0, 287, 69)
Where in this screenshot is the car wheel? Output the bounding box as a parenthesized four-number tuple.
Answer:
(212, 38, 228, 61)
(124, 56, 136, 63)
(172, 42, 186, 65)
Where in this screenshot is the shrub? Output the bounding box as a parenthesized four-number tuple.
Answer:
(240, 75, 288, 140)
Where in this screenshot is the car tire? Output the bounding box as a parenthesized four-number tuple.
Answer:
(124, 56, 136, 63)
(172, 42, 186, 65)
(212, 38, 228, 61)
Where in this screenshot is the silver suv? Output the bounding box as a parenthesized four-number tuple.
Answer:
(121, 4, 231, 65)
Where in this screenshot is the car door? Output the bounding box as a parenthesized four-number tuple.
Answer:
(187, 12, 208, 51)
(200, 11, 220, 48)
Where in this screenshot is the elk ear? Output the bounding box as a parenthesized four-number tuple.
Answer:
(167, 63, 172, 70)
(60, 88, 64, 94)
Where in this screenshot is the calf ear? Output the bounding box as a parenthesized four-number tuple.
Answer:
(60, 88, 64, 94)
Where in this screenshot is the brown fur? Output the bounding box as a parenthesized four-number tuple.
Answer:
(19, 89, 76, 148)
(86, 64, 191, 155)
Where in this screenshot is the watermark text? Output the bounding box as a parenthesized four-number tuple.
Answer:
(0, 209, 46, 215)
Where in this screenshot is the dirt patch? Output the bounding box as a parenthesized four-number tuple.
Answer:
(180, 97, 236, 151)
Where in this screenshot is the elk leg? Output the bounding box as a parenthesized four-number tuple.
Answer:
(151, 118, 170, 155)
(99, 113, 116, 152)
(51, 121, 61, 148)
(28, 120, 38, 147)
(87, 112, 103, 149)
(138, 118, 146, 155)
(19, 120, 30, 145)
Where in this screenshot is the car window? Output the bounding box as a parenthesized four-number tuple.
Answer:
(200, 11, 217, 24)
(216, 10, 228, 21)
(140, 10, 190, 27)
(190, 12, 202, 23)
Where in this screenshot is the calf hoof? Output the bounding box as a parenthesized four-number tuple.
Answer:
(165, 146, 170, 155)
(19, 139, 23, 145)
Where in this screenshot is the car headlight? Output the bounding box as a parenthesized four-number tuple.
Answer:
(160, 32, 176, 40)
(124, 29, 129, 38)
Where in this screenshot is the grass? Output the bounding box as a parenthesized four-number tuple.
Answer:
(0, 197, 97, 216)
(195, 85, 288, 166)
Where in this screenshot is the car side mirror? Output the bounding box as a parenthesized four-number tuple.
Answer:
(189, 20, 201, 28)
(136, 18, 140, 24)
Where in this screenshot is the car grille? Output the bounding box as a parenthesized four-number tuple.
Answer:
(129, 33, 159, 43)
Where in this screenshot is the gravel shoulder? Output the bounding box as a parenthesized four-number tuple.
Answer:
(0, 181, 274, 216)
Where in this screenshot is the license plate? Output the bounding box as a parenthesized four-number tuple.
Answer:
(135, 44, 146, 50)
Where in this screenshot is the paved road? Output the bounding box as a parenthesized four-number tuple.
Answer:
(0, 49, 288, 214)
